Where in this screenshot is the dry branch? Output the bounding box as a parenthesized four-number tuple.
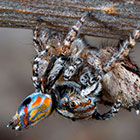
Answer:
(0, 0, 140, 39)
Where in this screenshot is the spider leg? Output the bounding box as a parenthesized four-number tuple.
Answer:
(62, 12, 91, 55)
(103, 29, 140, 73)
(134, 102, 140, 115)
(63, 57, 83, 80)
(40, 30, 50, 48)
(93, 100, 121, 120)
(33, 19, 49, 53)
(41, 55, 70, 93)
(92, 29, 140, 82)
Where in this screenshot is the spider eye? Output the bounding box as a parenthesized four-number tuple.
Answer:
(70, 101, 76, 108)
(22, 97, 32, 106)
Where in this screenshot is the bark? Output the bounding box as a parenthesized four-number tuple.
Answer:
(0, 0, 140, 39)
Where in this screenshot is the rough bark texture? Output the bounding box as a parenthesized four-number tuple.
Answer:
(0, 0, 140, 39)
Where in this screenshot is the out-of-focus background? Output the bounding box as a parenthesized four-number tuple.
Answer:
(0, 28, 140, 140)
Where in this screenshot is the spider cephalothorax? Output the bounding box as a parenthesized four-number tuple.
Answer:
(8, 11, 140, 131)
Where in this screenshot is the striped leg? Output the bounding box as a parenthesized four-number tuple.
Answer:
(62, 12, 91, 55)
(41, 55, 70, 93)
(103, 29, 140, 73)
(92, 29, 140, 83)
(63, 57, 83, 80)
(33, 19, 49, 53)
(40, 30, 50, 49)
(93, 100, 121, 120)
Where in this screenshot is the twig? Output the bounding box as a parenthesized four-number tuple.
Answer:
(0, 0, 140, 39)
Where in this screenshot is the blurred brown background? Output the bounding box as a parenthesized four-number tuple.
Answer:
(0, 28, 140, 140)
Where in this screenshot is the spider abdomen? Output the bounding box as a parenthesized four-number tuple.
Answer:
(102, 63, 140, 109)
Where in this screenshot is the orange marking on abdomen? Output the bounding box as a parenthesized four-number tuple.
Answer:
(32, 96, 42, 107)
(44, 97, 52, 107)
(24, 106, 29, 129)
(44, 97, 49, 103)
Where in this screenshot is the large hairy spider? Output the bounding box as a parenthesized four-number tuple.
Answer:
(8, 11, 140, 131)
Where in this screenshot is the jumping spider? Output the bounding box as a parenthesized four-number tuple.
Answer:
(8, 11, 140, 131)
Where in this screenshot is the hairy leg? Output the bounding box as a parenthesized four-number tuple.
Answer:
(41, 55, 70, 93)
(93, 100, 121, 120)
(62, 12, 91, 55)
(94, 29, 140, 82)
(103, 29, 140, 73)
(33, 19, 50, 53)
